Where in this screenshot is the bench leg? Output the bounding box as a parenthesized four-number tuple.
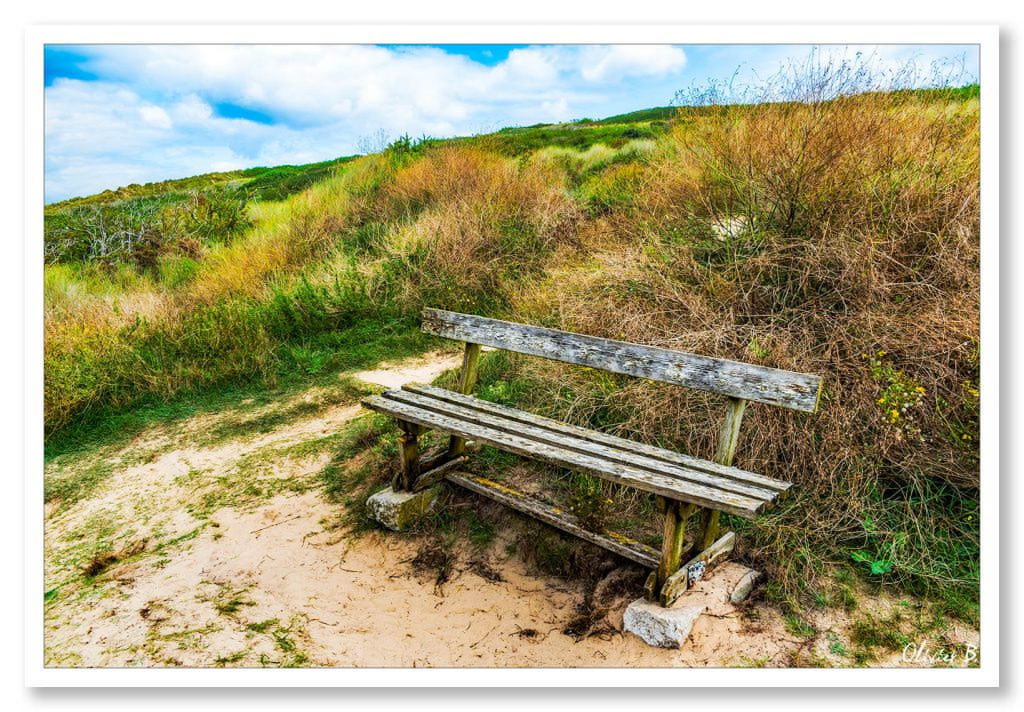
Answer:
(680, 397, 745, 559)
(655, 499, 697, 597)
(447, 342, 481, 458)
(393, 421, 424, 492)
(693, 508, 721, 556)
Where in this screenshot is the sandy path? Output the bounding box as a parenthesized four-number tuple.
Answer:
(354, 350, 464, 390)
(43, 351, 979, 668)
(45, 485, 803, 667)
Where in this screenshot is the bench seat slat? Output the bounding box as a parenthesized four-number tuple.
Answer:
(362, 394, 767, 518)
(422, 308, 822, 412)
(404, 384, 790, 494)
(386, 387, 781, 501)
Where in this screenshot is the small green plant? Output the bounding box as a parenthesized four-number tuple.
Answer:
(863, 351, 926, 438)
(851, 549, 893, 576)
(246, 618, 279, 634)
(849, 612, 911, 653)
(850, 514, 895, 576)
(565, 473, 610, 531)
(215, 596, 256, 616)
(827, 632, 849, 658)
(784, 614, 816, 638)
(467, 512, 496, 549)
(214, 650, 247, 667)
(746, 337, 770, 359)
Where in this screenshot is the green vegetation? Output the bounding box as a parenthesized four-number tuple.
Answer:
(462, 117, 668, 155)
(48, 155, 357, 210)
(44, 57, 981, 625)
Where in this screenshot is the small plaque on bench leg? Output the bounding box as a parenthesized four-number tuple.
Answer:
(659, 531, 736, 607)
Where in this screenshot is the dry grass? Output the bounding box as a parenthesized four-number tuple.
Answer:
(366, 145, 582, 312)
(499, 71, 980, 614)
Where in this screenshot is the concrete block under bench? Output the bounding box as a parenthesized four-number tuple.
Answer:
(366, 485, 439, 531)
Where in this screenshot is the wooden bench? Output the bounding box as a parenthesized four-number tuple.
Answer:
(362, 308, 822, 606)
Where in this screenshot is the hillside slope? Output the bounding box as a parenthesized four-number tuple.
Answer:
(44, 80, 981, 623)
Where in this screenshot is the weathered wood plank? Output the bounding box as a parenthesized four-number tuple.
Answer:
(660, 531, 737, 607)
(394, 421, 423, 492)
(421, 308, 822, 412)
(715, 397, 748, 467)
(412, 455, 469, 492)
(448, 342, 482, 458)
(388, 388, 779, 501)
(657, 500, 696, 591)
(361, 394, 765, 518)
(404, 384, 790, 495)
(643, 571, 658, 600)
(445, 471, 660, 569)
(456, 342, 482, 394)
(696, 397, 749, 551)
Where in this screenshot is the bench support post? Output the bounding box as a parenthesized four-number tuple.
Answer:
(394, 421, 425, 492)
(654, 499, 697, 597)
(447, 342, 481, 458)
(694, 397, 748, 553)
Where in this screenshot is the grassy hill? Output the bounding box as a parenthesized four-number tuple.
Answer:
(43, 79, 981, 623)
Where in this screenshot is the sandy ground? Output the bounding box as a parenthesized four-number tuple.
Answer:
(43, 353, 979, 669)
(354, 350, 464, 390)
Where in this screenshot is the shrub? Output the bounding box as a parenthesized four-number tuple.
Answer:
(503, 56, 979, 615)
(44, 189, 249, 269)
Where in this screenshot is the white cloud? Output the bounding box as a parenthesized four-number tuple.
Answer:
(66, 44, 687, 131)
(579, 45, 687, 82)
(171, 94, 214, 125)
(139, 104, 172, 129)
(45, 79, 265, 200)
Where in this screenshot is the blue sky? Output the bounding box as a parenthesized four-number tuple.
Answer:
(43, 43, 978, 203)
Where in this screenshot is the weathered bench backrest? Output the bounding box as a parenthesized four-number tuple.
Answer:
(422, 308, 822, 412)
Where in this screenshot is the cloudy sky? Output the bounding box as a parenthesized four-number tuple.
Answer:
(43, 43, 978, 203)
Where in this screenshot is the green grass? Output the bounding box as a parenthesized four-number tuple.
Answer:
(588, 106, 676, 124)
(45, 316, 435, 460)
(246, 618, 279, 634)
(827, 632, 850, 658)
(463, 118, 668, 156)
(236, 156, 358, 202)
(44, 458, 115, 509)
(214, 650, 247, 667)
(46, 155, 359, 211)
(190, 376, 369, 448)
(784, 614, 817, 638)
(849, 612, 913, 660)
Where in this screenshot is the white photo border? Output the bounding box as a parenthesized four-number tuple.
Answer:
(24, 22, 999, 688)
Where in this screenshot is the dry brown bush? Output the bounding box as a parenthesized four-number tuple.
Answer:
(505, 74, 980, 609)
(371, 145, 582, 310)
